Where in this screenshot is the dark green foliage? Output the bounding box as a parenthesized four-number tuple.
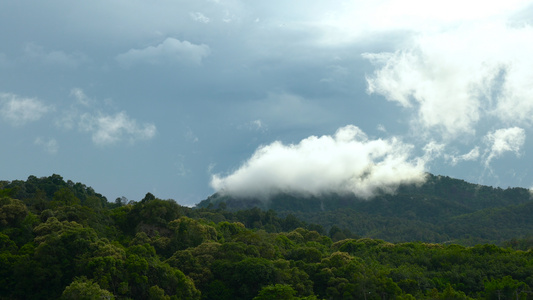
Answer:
(503, 237, 533, 250)
(115, 196, 182, 236)
(200, 174, 533, 245)
(0, 197, 28, 228)
(3, 175, 108, 211)
(484, 276, 530, 300)
(2, 174, 533, 299)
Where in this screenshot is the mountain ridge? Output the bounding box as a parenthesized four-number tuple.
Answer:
(197, 173, 533, 245)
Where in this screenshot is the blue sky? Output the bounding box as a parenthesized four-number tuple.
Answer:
(2, 1, 533, 206)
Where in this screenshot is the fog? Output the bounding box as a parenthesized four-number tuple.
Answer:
(211, 125, 426, 199)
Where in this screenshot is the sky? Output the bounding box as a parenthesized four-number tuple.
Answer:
(2, 1, 533, 206)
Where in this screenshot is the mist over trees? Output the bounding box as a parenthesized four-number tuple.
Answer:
(200, 173, 533, 245)
(210, 125, 427, 200)
(1, 174, 533, 299)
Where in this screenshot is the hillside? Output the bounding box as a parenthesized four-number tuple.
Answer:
(197, 174, 533, 245)
(2, 174, 533, 299)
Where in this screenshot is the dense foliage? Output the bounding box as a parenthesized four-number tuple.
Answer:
(1, 175, 533, 299)
(199, 174, 533, 245)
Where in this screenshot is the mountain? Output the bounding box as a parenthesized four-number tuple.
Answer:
(197, 174, 533, 245)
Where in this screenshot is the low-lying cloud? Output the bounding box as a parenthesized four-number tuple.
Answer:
(211, 125, 426, 199)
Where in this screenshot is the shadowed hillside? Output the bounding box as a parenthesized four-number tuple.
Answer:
(198, 174, 533, 245)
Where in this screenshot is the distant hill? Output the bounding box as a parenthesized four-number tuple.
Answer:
(197, 174, 533, 245)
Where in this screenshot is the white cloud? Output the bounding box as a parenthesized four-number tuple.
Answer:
(239, 119, 267, 132)
(364, 22, 533, 139)
(34, 137, 59, 154)
(211, 125, 426, 199)
(367, 0, 529, 30)
(190, 12, 210, 23)
(250, 119, 265, 131)
(377, 124, 387, 133)
(55, 88, 94, 130)
(290, 0, 531, 46)
(53, 88, 158, 146)
(446, 147, 480, 166)
(0, 93, 51, 126)
(70, 88, 92, 107)
(116, 37, 210, 67)
(421, 141, 446, 161)
(484, 127, 525, 167)
(79, 111, 157, 146)
(23, 43, 88, 67)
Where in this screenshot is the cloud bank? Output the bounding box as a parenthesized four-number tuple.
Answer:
(211, 125, 426, 199)
(364, 22, 533, 139)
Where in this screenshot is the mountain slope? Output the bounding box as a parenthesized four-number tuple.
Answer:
(197, 174, 533, 245)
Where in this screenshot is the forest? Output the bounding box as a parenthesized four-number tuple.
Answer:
(1, 174, 533, 299)
(198, 174, 533, 245)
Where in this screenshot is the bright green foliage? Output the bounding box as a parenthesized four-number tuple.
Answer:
(148, 285, 171, 300)
(165, 241, 220, 289)
(216, 221, 246, 241)
(0, 197, 28, 228)
(61, 277, 115, 300)
(253, 284, 297, 300)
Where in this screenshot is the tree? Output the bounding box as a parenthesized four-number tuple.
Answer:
(328, 225, 346, 242)
(148, 285, 171, 300)
(253, 284, 297, 300)
(52, 188, 80, 207)
(142, 193, 156, 202)
(61, 277, 114, 300)
(0, 197, 28, 228)
(484, 276, 530, 300)
(168, 217, 217, 250)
